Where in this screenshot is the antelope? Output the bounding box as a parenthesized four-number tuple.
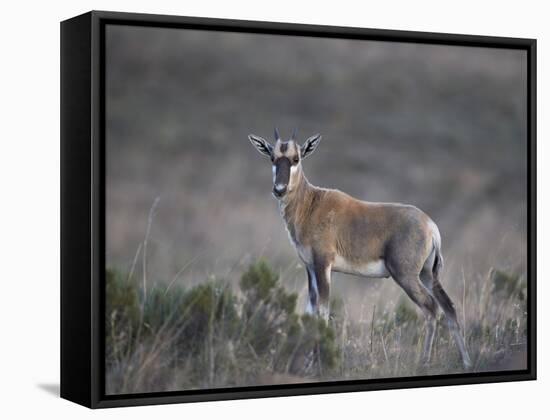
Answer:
(248, 129, 472, 368)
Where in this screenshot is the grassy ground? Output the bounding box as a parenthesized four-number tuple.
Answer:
(105, 259, 527, 395)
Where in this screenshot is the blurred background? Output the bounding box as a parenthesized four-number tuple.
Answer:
(105, 26, 528, 390)
(106, 25, 527, 308)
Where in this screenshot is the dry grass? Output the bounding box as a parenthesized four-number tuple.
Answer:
(105, 258, 526, 395)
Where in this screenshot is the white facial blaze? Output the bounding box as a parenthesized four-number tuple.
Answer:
(272, 165, 276, 183)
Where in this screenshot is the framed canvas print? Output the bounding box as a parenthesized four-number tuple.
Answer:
(60, 11, 536, 408)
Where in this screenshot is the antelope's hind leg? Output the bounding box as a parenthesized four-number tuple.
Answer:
(390, 269, 438, 366)
(431, 278, 472, 369)
(421, 258, 472, 369)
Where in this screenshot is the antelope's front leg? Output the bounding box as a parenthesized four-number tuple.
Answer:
(305, 265, 318, 315)
(311, 256, 332, 322)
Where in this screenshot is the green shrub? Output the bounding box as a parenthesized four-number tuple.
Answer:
(394, 296, 419, 327)
(105, 269, 140, 363)
(238, 260, 338, 375)
(491, 269, 526, 301)
(105, 259, 339, 393)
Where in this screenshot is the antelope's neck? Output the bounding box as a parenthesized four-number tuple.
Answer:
(278, 169, 316, 238)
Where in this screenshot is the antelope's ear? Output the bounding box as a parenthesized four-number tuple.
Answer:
(300, 134, 322, 159)
(248, 134, 273, 158)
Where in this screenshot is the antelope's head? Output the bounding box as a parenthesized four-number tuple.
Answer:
(249, 128, 321, 199)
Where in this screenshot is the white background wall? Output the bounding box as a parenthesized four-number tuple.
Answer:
(0, 0, 546, 417)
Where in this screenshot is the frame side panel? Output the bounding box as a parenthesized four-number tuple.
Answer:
(60, 12, 93, 408)
(528, 40, 537, 379)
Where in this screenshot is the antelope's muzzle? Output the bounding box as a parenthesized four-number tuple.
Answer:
(273, 183, 287, 197)
(273, 157, 291, 198)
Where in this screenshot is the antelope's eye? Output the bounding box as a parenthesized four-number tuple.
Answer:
(293, 157, 299, 164)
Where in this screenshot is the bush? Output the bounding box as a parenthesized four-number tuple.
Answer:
(105, 260, 339, 393)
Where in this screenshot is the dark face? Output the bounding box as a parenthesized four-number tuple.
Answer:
(272, 140, 300, 198)
(249, 131, 321, 199)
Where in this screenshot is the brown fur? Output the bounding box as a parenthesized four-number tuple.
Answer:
(281, 166, 433, 274)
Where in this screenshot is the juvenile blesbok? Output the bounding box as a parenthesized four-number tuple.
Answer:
(249, 129, 472, 368)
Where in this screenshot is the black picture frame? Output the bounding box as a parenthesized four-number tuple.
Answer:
(60, 10, 537, 409)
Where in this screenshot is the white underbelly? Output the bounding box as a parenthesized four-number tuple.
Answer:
(333, 255, 390, 278)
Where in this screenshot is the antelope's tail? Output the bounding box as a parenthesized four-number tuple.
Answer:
(429, 220, 444, 281)
(433, 245, 444, 282)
